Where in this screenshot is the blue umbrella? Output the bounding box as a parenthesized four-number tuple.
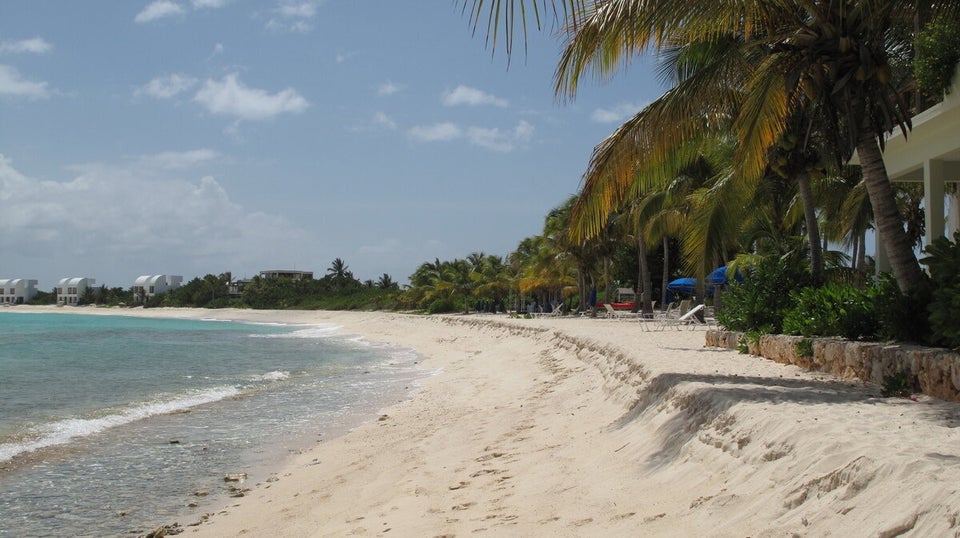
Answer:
(667, 277, 697, 295)
(707, 266, 743, 286)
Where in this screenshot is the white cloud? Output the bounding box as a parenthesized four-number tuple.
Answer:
(373, 112, 397, 130)
(467, 120, 534, 152)
(377, 81, 402, 96)
(136, 73, 198, 99)
(0, 153, 310, 279)
(0, 64, 49, 99)
(192, 0, 229, 8)
(590, 102, 644, 124)
(408, 120, 534, 152)
(408, 122, 462, 143)
(0, 37, 53, 55)
(443, 85, 508, 108)
(266, 1, 318, 33)
(134, 0, 186, 23)
(193, 74, 309, 120)
(335, 50, 359, 64)
(137, 149, 220, 169)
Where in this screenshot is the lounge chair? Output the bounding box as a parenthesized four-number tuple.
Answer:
(602, 303, 637, 320)
(657, 303, 706, 330)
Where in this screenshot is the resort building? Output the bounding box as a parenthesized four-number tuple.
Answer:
(0, 278, 39, 304)
(259, 270, 314, 280)
(132, 274, 183, 301)
(868, 69, 960, 271)
(57, 277, 96, 305)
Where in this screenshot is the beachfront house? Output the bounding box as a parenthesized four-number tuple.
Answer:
(259, 270, 314, 280)
(132, 274, 183, 302)
(0, 278, 39, 304)
(57, 277, 96, 305)
(859, 67, 960, 272)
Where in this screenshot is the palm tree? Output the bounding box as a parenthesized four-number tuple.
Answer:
(459, 0, 957, 293)
(376, 273, 398, 290)
(327, 258, 351, 280)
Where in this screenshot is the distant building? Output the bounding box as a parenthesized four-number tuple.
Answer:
(0, 278, 39, 304)
(259, 270, 313, 280)
(57, 277, 96, 305)
(132, 275, 183, 302)
(228, 278, 251, 298)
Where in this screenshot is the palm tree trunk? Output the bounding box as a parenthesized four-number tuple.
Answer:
(796, 171, 824, 281)
(661, 237, 670, 309)
(856, 135, 925, 293)
(637, 232, 652, 314)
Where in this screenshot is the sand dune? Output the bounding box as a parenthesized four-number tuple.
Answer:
(13, 307, 960, 536)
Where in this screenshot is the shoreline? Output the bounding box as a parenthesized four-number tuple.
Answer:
(9, 305, 960, 536)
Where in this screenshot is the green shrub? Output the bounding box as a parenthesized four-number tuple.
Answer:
(872, 273, 931, 343)
(795, 338, 813, 358)
(921, 232, 960, 348)
(427, 297, 458, 314)
(781, 283, 879, 340)
(914, 17, 960, 97)
(716, 255, 813, 333)
(881, 371, 915, 398)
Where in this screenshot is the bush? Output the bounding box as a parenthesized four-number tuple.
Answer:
(921, 232, 960, 348)
(716, 255, 813, 333)
(427, 297, 458, 314)
(914, 17, 960, 97)
(781, 283, 880, 340)
(872, 273, 931, 344)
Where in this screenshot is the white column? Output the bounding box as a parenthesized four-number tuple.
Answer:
(924, 159, 946, 246)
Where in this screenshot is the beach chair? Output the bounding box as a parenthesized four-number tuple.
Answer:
(658, 303, 706, 330)
(603, 303, 636, 320)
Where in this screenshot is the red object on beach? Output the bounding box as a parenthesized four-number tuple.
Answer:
(597, 302, 636, 310)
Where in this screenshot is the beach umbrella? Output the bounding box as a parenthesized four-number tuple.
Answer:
(707, 266, 743, 286)
(666, 277, 697, 295)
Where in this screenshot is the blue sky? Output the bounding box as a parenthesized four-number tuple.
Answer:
(1, 1, 667, 289)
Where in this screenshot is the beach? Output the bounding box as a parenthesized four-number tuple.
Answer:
(10, 306, 960, 536)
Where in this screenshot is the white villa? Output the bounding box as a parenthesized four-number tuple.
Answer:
(869, 69, 960, 270)
(57, 277, 96, 305)
(0, 278, 39, 305)
(259, 270, 314, 280)
(132, 274, 183, 301)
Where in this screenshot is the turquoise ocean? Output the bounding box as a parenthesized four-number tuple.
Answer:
(0, 312, 425, 537)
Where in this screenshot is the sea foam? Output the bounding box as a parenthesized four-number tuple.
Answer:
(0, 386, 240, 463)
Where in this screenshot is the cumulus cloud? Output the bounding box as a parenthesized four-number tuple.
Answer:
(590, 102, 644, 124)
(192, 0, 229, 7)
(0, 64, 49, 99)
(408, 120, 533, 152)
(467, 120, 534, 152)
(193, 74, 308, 120)
(136, 73, 198, 99)
(443, 85, 508, 108)
(266, 0, 318, 33)
(0, 37, 53, 55)
(373, 112, 397, 130)
(134, 0, 186, 23)
(0, 153, 310, 282)
(136, 149, 220, 169)
(407, 122, 462, 143)
(377, 81, 402, 96)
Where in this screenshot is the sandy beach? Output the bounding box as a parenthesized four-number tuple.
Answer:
(12, 306, 960, 536)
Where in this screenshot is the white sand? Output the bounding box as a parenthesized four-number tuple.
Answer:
(11, 306, 960, 536)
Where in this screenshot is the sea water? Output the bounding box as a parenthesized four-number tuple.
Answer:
(0, 312, 425, 537)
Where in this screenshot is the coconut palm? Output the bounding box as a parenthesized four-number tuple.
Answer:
(459, 0, 960, 293)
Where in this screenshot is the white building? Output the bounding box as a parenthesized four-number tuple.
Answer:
(0, 278, 39, 305)
(132, 274, 183, 301)
(57, 277, 96, 305)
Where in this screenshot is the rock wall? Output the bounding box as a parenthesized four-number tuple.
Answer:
(704, 330, 960, 402)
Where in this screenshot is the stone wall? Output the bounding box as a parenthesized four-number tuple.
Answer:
(705, 330, 960, 402)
